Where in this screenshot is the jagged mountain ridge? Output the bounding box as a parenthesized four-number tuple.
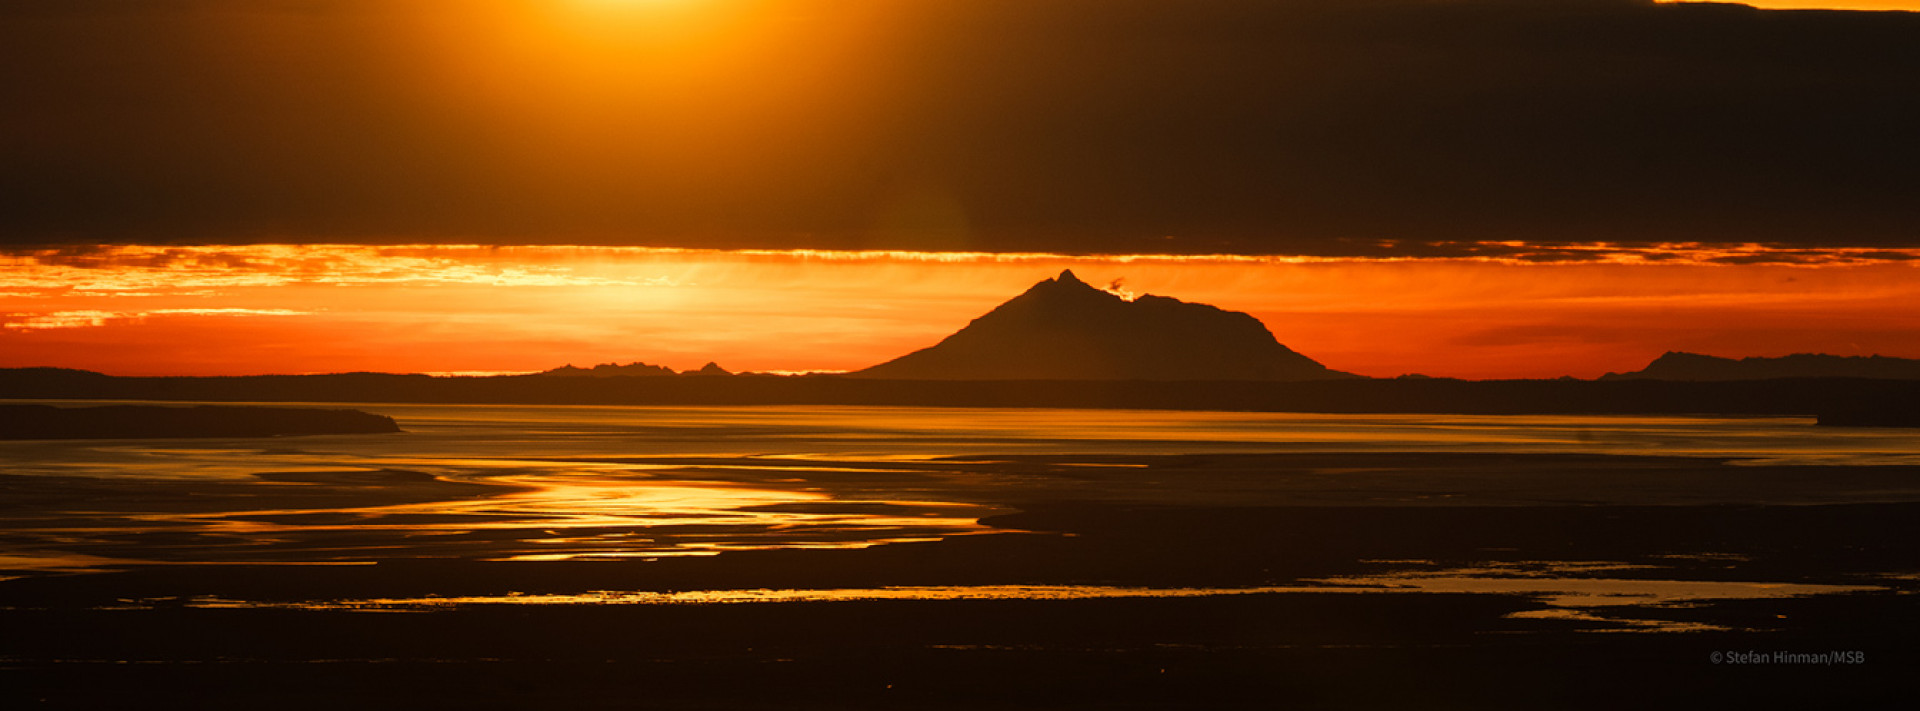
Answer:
(542, 362, 677, 377)
(540, 361, 732, 377)
(852, 270, 1352, 381)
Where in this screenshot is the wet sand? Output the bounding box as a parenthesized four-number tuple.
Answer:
(4, 448, 1918, 708)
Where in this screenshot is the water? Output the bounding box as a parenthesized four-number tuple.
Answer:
(321, 402, 1916, 463)
(4, 401, 1919, 573)
(6, 401, 1919, 634)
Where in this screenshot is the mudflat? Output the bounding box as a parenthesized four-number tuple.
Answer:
(3, 408, 1916, 708)
(4, 450, 1916, 708)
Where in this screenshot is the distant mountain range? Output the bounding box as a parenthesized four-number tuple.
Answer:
(540, 361, 732, 377)
(7, 366, 1920, 421)
(1602, 352, 1920, 381)
(850, 270, 1353, 381)
(532, 275, 1920, 386)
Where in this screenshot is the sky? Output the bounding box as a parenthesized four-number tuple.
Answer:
(2, 0, 1917, 378)
(6, 244, 1919, 379)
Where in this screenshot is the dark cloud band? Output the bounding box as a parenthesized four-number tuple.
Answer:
(3, 0, 1916, 254)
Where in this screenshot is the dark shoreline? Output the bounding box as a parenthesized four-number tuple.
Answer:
(0, 403, 400, 440)
(7, 367, 1920, 418)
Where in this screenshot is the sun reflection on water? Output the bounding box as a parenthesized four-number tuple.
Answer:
(117, 568, 1883, 635)
(6, 403, 1920, 572)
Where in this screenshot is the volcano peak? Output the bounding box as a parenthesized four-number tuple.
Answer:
(852, 273, 1351, 381)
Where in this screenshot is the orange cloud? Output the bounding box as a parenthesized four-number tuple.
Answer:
(2, 245, 1917, 379)
(2, 308, 309, 331)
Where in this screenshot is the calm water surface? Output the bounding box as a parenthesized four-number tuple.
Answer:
(4, 402, 1918, 572)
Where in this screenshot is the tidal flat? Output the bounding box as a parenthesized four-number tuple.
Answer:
(2, 403, 1915, 708)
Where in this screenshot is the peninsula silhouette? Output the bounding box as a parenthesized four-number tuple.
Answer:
(852, 270, 1353, 381)
(0, 403, 400, 440)
(1603, 352, 1920, 381)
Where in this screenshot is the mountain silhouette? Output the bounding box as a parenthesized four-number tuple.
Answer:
(689, 362, 732, 377)
(539, 361, 734, 377)
(852, 270, 1352, 381)
(541, 362, 678, 377)
(1603, 352, 1920, 381)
